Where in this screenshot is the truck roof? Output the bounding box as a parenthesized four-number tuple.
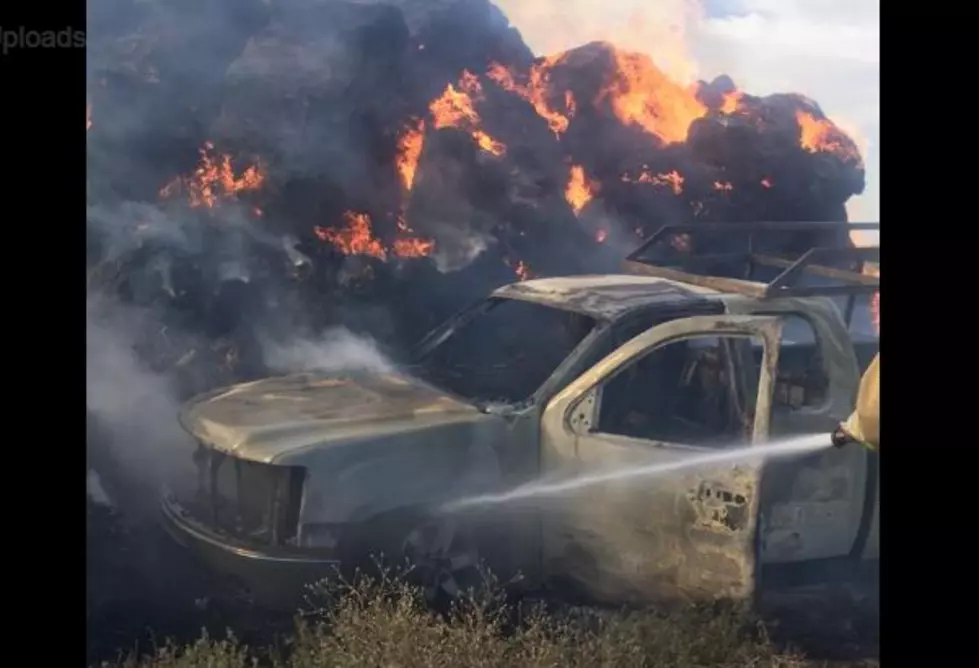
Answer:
(493, 224, 879, 322)
(492, 273, 879, 344)
(492, 274, 724, 320)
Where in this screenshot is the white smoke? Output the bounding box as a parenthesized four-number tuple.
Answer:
(86, 295, 198, 509)
(87, 469, 114, 508)
(261, 327, 395, 375)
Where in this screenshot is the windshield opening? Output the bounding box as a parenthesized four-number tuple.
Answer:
(411, 298, 597, 405)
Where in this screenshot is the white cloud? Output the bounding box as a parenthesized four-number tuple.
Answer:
(493, 0, 880, 241)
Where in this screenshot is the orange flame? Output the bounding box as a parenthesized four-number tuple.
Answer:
(473, 130, 506, 156)
(430, 79, 480, 129)
(566, 165, 599, 214)
(720, 91, 743, 114)
(395, 118, 425, 193)
(315, 212, 387, 260)
(795, 110, 861, 163)
(393, 214, 436, 257)
(713, 180, 733, 191)
(316, 211, 434, 261)
(597, 45, 707, 144)
(429, 71, 507, 155)
(624, 169, 684, 195)
(159, 142, 265, 208)
(393, 236, 436, 258)
(487, 56, 574, 136)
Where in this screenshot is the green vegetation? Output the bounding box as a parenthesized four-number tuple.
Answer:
(102, 566, 875, 668)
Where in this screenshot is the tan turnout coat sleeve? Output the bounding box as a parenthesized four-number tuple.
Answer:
(841, 352, 879, 450)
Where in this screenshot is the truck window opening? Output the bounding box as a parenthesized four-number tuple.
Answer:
(751, 314, 830, 412)
(412, 298, 597, 405)
(597, 335, 762, 448)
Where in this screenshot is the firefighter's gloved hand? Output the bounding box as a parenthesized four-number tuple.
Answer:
(830, 426, 853, 448)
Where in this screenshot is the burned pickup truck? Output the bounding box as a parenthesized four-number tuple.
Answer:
(161, 222, 880, 608)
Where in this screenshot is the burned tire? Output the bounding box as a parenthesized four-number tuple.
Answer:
(402, 517, 483, 604)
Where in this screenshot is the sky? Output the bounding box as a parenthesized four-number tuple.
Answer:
(492, 0, 880, 243)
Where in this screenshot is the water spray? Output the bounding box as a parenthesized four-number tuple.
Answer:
(441, 433, 831, 513)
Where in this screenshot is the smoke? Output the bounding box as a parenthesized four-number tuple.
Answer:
(260, 327, 396, 375)
(87, 470, 114, 508)
(86, 296, 198, 513)
(431, 227, 492, 273)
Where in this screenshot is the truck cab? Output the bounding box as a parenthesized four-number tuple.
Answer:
(161, 222, 879, 608)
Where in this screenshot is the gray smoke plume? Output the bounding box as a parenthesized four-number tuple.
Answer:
(86, 295, 198, 513)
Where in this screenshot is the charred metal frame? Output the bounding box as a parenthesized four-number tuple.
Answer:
(410, 297, 498, 361)
(624, 223, 880, 317)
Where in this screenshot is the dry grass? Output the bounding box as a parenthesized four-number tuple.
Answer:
(101, 565, 863, 668)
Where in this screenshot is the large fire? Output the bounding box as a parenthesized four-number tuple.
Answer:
(596, 44, 707, 145)
(314, 212, 387, 260)
(159, 141, 265, 209)
(395, 118, 426, 193)
(101, 9, 868, 309)
(393, 215, 436, 258)
(147, 40, 862, 285)
(796, 110, 862, 165)
(720, 91, 743, 114)
(314, 211, 434, 261)
(487, 55, 575, 136)
(565, 164, 599, 214)
(429, 71, 506, 157)
(623, 169, 685, 195)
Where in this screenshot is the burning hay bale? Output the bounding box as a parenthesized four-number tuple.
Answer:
(86, 0, 866, 394)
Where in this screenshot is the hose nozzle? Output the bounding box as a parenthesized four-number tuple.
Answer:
(830, 426, 854, 448)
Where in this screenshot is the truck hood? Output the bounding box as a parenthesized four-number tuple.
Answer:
(179, 371, 483, 463)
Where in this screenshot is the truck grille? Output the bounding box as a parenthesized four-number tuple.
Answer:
(190, 443, 306, 547)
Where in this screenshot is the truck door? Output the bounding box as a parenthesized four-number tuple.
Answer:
(539, 314, 782, 605)
(725, 299, 873, 567)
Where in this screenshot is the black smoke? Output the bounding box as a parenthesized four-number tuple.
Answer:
(87, 1, 865, 400)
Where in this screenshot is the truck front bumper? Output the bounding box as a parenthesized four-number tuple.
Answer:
(160, 489, 340, 610)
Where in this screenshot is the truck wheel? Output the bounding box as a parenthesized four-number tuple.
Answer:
(403, 518, 482, 603)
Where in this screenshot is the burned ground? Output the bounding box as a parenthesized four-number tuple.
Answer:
(86, 0, 874, 663)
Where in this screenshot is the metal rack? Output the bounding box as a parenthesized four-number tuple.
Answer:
(624, 222, 879, 305)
